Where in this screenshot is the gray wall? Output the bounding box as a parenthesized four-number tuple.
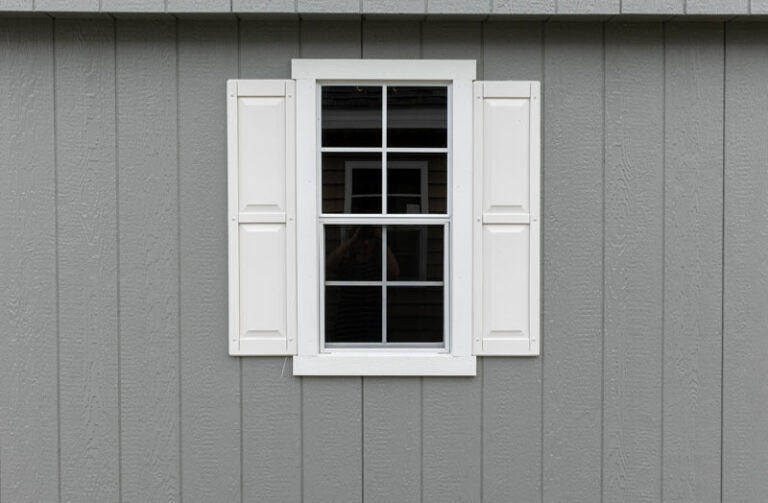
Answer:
(0, 16, 766, 503)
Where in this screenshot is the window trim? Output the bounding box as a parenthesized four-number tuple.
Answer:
(293, 59, 476, 376)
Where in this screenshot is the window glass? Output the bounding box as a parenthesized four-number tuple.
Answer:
(322, 86, 382, 147)
(387, 225, 443, 282)
(386, 154, 446, 215)
(387, 86, 447, 148)
(325, 225, 383, 282)
(387, 287, 443, 343)
(322, 153, 381, 214)
(325, 286, 382, 343)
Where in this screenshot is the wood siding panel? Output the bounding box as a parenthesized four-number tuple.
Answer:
(542, 21, 604, 503)
(0, 17, 58, 503)
(54, 19, 119, 503)
(663, 22, 723, 503)
(239, 18, 303, 503)
(481, 20, 543, 503)
(603, 22, 665, 503)
(178, 19, 241, 503)
(116, 19, 180, 503)
(723, 21, 768, 503)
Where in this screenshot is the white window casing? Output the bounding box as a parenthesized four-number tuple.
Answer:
(227, 61, 540, 374)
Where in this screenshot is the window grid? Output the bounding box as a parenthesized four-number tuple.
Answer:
(319, 83, 450, 349)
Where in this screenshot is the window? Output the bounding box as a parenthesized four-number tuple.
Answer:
(320, 84, 449, 349)
(227, 60, 540, 376)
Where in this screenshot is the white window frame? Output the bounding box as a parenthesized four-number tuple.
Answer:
(292, 59, 476, 376)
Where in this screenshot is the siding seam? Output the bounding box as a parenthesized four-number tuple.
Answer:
(600, 19, 606, 503)
(175, 15, 183, 503)
(720, 20, 726, 503)
(113, 15, 123, 503)
(539, 19, 545, 503)
(236, 17, 244, 503)
(660, 21, 666, 503)
(52, 16, 62, 503)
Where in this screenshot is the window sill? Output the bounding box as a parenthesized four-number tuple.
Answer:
(292, 354, 476, 376)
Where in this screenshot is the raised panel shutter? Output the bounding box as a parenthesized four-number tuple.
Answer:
(228, 80, 296, 355)
(473, 81, 540, 356)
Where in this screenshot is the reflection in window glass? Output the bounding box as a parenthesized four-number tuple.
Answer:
(387, 226, 443, 282)
(325, 225, 383, 282)
(322, 153, 382, 214)
(322, 86, 382, 147)
(387, 154, 447, 214)
(325, 286, 382, 343)
(387, 287, 443, 343)
(387, 86, 447, 148)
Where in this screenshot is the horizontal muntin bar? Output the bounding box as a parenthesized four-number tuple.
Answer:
(325, 281, 444, 286)
(320, 147, 448, 154)
(319, 216, 449, 224)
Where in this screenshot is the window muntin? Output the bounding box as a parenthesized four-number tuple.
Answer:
(319, 83, 450, 348)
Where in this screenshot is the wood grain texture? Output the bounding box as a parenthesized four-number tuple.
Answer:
(542, 21, 603, 503)
(481, 21, 543, 503)
(723, 21, 768, 503)
(603, 22, 664, 503)
(116, 18, 180, 503)
(0, 17, 58, 503)
(178, 19, 241, 503)
(303, 378, 363, 503)
(663, 22, 723, 503)
(361, 20, 423, 503)
(363, 378, 421, 503)
(54, 19, 119, 503)
(421, 21, 482, 503)
(362, 19, 421, 59)
(239, 18, 303, 503)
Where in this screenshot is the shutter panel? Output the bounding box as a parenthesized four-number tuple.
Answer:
(473, 81, 540, 356)
(228, 80, 296, 355)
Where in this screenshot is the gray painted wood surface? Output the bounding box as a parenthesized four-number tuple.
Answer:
(1, 16, 767, 503)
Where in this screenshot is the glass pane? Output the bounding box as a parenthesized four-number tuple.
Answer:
(325, 225, 383, 282)
(387, 153, 446, 214)
(387, 86, 447, 148)
(387, 226, 443, 281)
(322, 153, 382, 214)
(322, 86, 382, 147)
(387, 287, 443, 343)
(326, 286, 382, 343)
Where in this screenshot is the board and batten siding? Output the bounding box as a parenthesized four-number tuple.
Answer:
(0, 16, 765, 503)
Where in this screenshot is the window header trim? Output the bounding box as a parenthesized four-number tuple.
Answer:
(291, 59, 476, 81)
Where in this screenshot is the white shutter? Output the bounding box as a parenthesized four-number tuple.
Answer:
(473, 81, 540, 356)
(228, 79, 296, 355)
